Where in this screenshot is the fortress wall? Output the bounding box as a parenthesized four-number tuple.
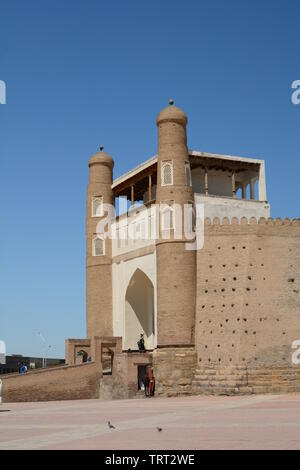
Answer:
(152, 346, 197, 397)
(195, 217, 300, 370)
(1, 362, 101, 402)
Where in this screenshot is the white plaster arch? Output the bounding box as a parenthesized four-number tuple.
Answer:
(124, 268, 155, 350)
(112, 251, 157, 350)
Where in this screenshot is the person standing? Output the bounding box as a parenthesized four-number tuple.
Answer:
(149, 368, 155, 397)
(137, 333, 145, 352)
(142, 372, 150, 397)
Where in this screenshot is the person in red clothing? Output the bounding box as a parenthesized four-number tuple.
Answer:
(148, 367, 155, 397)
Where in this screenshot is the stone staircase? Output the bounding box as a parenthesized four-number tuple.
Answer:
(192, 365, 300, 396)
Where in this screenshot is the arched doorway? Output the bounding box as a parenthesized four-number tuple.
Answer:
(124, 269, 155, 350)
(76, 349, 88, 363)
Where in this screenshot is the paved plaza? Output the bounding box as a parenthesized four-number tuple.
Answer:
(1, 394, 300, 450)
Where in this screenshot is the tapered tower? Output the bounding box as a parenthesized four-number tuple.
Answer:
(86, 146, 114, 338)
(155, 100, 196, 346)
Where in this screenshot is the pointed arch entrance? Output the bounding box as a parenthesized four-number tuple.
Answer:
(124, 268, 155, 350)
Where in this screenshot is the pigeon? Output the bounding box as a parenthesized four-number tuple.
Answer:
(156, 427, 163, 432)
(108, 421, 116, 429)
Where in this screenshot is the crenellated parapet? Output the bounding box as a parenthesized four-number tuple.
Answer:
(203, 216, 300, 226)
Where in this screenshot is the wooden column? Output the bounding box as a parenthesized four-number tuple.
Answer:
(242, 184, 246, 199)
(250, 180, 255, 200)
(148, 174, 152, 202)
(232, 171, 236, 199)
(204, 168, 208, 196)
(131, 184, 134, 207)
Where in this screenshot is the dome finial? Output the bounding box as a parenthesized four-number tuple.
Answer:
(156, 100, 187, 126)
(100, 145, 104, 152)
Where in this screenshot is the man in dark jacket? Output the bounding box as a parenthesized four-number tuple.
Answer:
(137, 333, 145, 352)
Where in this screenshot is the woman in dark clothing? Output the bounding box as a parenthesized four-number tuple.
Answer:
(142, 373, 150, 396)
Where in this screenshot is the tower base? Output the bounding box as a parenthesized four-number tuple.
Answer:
(152, 346, 197, 397)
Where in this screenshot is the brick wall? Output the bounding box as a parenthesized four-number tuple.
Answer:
(1, 362, 101, 402)
(152, 346, 197, 397)
(196, 217, 300, 371)
(107, 351, 152, 399)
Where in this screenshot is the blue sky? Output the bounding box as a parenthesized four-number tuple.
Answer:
(0, 0, 299, 358)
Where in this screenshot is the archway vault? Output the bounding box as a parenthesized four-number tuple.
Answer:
(124, 268, 155, 351)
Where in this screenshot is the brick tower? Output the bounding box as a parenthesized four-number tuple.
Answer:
(153, 100, 197, 394)
(155, 100, 196, 345)
(86, 146, 114, 338)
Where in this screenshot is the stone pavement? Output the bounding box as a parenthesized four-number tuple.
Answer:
(1, 394, 300, 450)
